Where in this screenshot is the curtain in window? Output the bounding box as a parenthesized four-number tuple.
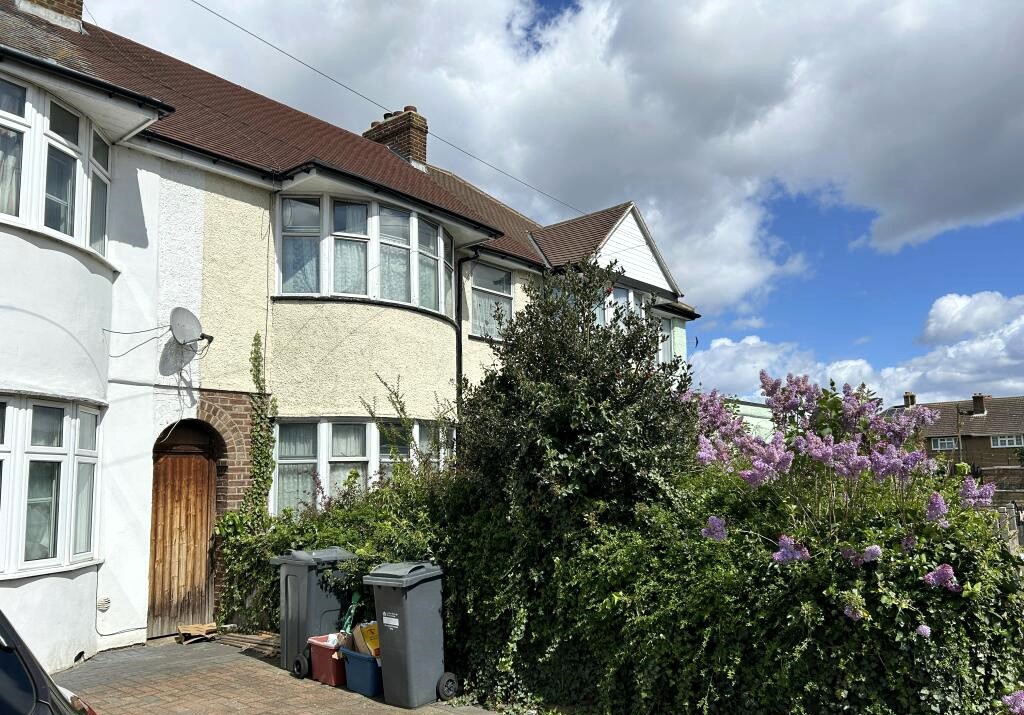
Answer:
(89, 176, 107, 254)
(45, 147, 76, 235)
(331, 424, 365, 457)
(380, 244, 410, 302)
(418, 255, 438, 310)
(472, 291, 511, 338)
(31, 406, 63, 447)
(333, 202, 367, 234)
(379, 207, 410, 243)
(334, 238, 367, 294)
(282, 237, 319, 293)
(329, 462, 367, 492)
(277, 464, 314, 511)
(279, 423, 316, 458)
(0, 127, 22, 216)
(73, 463, 95, 554)
(25, 462, 59, 561)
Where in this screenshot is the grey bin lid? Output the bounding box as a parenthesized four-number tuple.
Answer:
(363, 561, 443, 589)
(269, 547, 356, 567)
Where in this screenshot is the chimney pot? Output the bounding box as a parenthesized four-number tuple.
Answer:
(404, 105, 417, 113)
(383, 112, 394, 120)
(903, 391, 916, 407)
(370, 121, 380, 128)
(973, 393, 986, 414)
(363, 104, 429, 167)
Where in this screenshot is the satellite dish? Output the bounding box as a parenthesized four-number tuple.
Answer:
(170, 307, 205, 344)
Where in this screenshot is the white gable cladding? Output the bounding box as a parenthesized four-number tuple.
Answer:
(596, 211, 672, 292)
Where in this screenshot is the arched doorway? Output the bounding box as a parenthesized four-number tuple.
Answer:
(148, 420, 225, 637)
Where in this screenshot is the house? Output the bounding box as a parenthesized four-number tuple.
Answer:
(731, 400, 774, 439)
(0, 0, 698, 671)
(900, 392, 1024, 492)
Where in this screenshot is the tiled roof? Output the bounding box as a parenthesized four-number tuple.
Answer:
(907, 396, 1024, 437)
(0, 0, 496, 232)
(531, 201, 633, 266)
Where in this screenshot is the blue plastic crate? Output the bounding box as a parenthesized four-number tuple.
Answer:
(339, 647, 383, 698)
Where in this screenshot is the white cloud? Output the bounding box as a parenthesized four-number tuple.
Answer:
(731, 316, 767, 330)
(920, 292, 1024, 345)
(85, 0, 1024, 313)
(692, 296, 1024, 406)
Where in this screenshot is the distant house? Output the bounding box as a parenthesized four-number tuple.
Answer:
(731, 399, 774, 439)
(900, 392, 1024, 490)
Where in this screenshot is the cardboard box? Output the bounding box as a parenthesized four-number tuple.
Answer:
(353, 622, 380, 656)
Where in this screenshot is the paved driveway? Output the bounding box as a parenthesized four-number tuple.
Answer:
(54, 641, 488, 715)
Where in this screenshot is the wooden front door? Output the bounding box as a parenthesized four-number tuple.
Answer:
(148, 449, 216, 637)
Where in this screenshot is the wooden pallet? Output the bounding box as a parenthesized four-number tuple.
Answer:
(219, 631, 280, 658)
(176, 622, 218, 644)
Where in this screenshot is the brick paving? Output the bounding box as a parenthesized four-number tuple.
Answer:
(54, 641, 490, 715)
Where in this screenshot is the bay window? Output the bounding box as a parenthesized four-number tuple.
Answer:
(276, 422, 317, 511)
(443, 232, 454, 317)
(329, 423, 368, 491)
(418, 219, 440, 311)
(659, 318, 673, 364)
(0, 73, 113, 256)
(0, 397, 100, 573)
(471, 263, 513, 338)
(380, 206, 411, 302)
(333, 200, 368, 295)
(281, 198, 321, 294)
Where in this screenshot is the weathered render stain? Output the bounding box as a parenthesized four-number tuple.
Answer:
(270, 301, 456, 419)
(199, 174, 273, 393)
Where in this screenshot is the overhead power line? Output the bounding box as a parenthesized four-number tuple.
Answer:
(183, 0, 586, 216)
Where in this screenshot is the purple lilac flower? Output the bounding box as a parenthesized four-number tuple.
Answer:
(840, 547, 863, 565)
(793, 431, 835, 463)
(901, 534, 917, 553)
(1003, 691, 1024, 715)
(916, 624, 931, 638)
(926, 492, 949, 528)
(960, 477, 996, 509)
(868, 405, 940, 446)
(869, 443, 928, 484)
(923, 564, 962, 593)
(739, 432, 794, 488)
(760, 371, 822, 427)
(839, 383, 881, 431)
(862, 545, 882, 563)
(831, 437, 871, 479)
(843, 604, 863, 621)
(701, 516, 727, 542)
(772, 535, 810, 563)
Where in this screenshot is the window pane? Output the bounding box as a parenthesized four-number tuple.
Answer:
(611, 286, 629, 307)
(73, 463, 95, 554)
(443, 232, 453, 263)
(45, 146, 76, 235)
(418, 220, 438, 256)
(331, 423, 366, 457)
(282, 237, 319, 293)
(89, 175, 107, 254)
(333, 238, 367, 294)
(0, 401, 5, 442)
(0, 127, 22, 216)
(593, 302, 606, 326)
(277, 463, 315, 512)
(380, 244, 410, 302)
(282, 197, 320, 231)
(31, 405, 63, 447)
(333, 201, 367, 235)
(418, 423, 440, 456)
(418, 255, 439, 310)
(472, 291, 512, 338)
(279, 423, 317, 458)
(329, 462, 366, 492)
(473, 264, 511, 295)
(379, 207, 410, 245)
(50, 103, 80, 145)
(25, 462, 60, 561)
(379, 424, 412, 458)
(660, 319, 673, 363)
(78, 412, 97, 451)
(92, 132, 109, 170)
(444, 265, 454, 318)
(0, 78, 26, 116)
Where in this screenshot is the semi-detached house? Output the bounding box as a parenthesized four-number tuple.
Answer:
(0, 0, 699, 670)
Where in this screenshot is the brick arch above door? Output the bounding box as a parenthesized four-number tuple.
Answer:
(197, 389, 257, 516)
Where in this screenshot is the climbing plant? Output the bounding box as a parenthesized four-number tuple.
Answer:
(240, 332, 277, 517)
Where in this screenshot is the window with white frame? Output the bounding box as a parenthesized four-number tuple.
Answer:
(0, 74, 112, 256)
(931, 436, 958, 451)
(272, 420, 435, 514)
(991, 434, 1024, 449)
(0, 397, 100, 573)
(279, 195, 454, 314)
(471, 263, 512, 338)
(658, 317, 673, 364)
(599, 285, 648, 324)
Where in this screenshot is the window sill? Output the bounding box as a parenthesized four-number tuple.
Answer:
(272, 294, 457, 328)
(0, 558, 104, 581)
(0, 215, 119, 275)
(468, 334, 501, 345)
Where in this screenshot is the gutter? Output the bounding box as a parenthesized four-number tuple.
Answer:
(455, 248, 481, 408)
(0, 43, 174, 115)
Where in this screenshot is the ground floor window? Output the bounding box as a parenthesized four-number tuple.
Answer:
(931, 436, 958, 451)
(0, 396, 100, 574)
(271, 419, 442, 514)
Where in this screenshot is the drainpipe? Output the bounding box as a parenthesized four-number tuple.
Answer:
(455, 248, 480, 409)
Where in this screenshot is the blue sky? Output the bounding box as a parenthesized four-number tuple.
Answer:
(90, 0, 1024, 406)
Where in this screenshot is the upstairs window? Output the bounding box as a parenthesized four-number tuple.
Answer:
(659, 318, 674, 364)
(44, 102, 81, 236)
(991, 434, 1024, 448)
(333, 200, 368, 295)
(471, 263, 512, 339)
(418, 219, 440, 311)
(88, 132, 110, 255)
(379, 206, 411, 302)
(0, 79, 26, 219)
(281, 198, 321, 293)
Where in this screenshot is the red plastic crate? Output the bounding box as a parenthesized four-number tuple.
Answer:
(307, 636, 346, 687)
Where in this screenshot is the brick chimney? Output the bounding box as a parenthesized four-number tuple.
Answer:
(972, 393, 987, 415)
(15, 0, 83, 31)
(362, 106, 428, 169)
(903, 391, 916, 408)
